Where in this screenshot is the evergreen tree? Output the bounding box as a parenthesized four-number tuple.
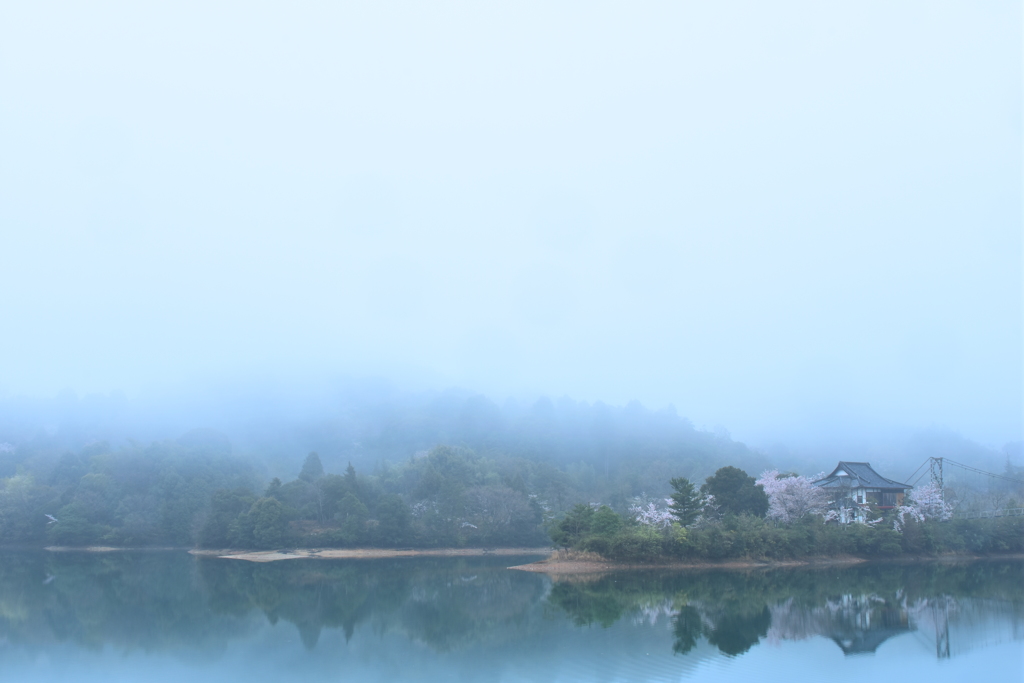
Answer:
(299, 452, 324, 482)
(249, 497, 288, 548)
(550, 503, 595, 548)
(701, 467, 768, 517)
(668, 477, 701, 526)
(591, 505, 622, 537)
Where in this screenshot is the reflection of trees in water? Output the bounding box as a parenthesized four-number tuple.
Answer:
(198, 556, 550, 652)
(0, 553, 1020, 660)
(546, 561, 1024, 659)
(547, 574, 772, 656)
(669, 601, 768, 656)
(0, 551, 257, 655)
(200, 561, 391, 648)
(0, 552, 551, 655)
(671, 606, 703, 654)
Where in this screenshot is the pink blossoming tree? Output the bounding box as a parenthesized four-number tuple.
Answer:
(756, 470, 830, 524)
(629, 499, 675, 529)
(893, 481, 952, 531)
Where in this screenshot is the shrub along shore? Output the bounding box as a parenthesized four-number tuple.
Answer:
(546, 512, 1024, 564)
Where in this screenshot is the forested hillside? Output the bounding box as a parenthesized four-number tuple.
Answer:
(1, 390, 1018, 550)
(0, 390, 785, 548)
(0, 414, 771, 548)
(0, 402, 774, 549)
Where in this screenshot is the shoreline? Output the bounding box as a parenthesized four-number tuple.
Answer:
(28, 547, 1024, 570)
(44, 546, 189, 552)
(188, 547, 554, 563)
(508, 551, 1024, 574)
(507, 555, 867, 574)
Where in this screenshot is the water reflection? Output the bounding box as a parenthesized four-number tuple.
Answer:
(198, 555, 548, 651)
(0, 551, 1019, 671)
(545, 561, 1024, 660)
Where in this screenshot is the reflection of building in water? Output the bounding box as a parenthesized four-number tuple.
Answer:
(769, 593, 1024, 660)
(767, 593, 912, 655)
(826, 594, 911, 655)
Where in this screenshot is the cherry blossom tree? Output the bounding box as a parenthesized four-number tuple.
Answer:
(689, 493, 721, 528)
(756, 470, 830, 524)
(629, 498, 675, 529)
(894, 481, 952, 531)
(630, 491, 721, 529)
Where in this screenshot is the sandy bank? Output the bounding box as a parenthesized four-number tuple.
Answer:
(45, 546, 186, 552)
(189, 547, 554, 563)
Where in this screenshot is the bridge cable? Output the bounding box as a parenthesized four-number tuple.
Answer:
(903, 459, 929, 487)
(942, 459, 1024, 486)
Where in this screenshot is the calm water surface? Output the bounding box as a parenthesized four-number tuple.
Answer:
(0, 552, 1020, 682)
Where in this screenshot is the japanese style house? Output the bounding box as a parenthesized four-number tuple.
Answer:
(813, 462, 912, 523)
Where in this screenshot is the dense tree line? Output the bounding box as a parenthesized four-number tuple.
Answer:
(0, 398, 781, 549)
(0, 436, 626, 549)
(196, 447, 551, 549)
(0, 391, 787, 549)
(1, 423, 1020, 553)
(0, 438, 557, 548)
(0, 432, 258, 547)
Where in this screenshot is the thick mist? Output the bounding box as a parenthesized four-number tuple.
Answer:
(1, 1, 1021, 451)
(0, 378, 1018, 489)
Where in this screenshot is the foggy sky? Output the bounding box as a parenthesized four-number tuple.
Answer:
(1, 1, 1020, 448)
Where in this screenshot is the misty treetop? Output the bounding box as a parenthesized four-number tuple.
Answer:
(0, 435, 259, 547)
(0, 389, 777, 489)
(0, 437, 574, 549)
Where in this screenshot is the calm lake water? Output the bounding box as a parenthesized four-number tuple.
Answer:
(0, 551, 1020, 682)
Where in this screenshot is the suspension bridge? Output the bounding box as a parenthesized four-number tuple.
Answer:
(902, 456, 1024, 518)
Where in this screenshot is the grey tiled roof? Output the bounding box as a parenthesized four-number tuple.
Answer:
(813, 461, 911, 490)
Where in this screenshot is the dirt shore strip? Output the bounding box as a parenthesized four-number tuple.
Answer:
(507, 557, 867, 575)
(507, 552, 1024, 575)
(189, 547, 555, 563)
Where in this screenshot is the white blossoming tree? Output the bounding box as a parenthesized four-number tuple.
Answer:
(629, 491, 721, 530)
(629, 498, 675, 529)
(689, 493, 721, 528)
(893, 481, 952, 531)
(756, 470, 830, 524)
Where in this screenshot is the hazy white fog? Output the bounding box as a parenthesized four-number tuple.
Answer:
(1, 1, 1020, 448)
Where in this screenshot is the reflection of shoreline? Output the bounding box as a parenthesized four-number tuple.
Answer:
(190, 547, 553, 562)
(34, 546, 1024, 569)
(512, 552, 1024, 575)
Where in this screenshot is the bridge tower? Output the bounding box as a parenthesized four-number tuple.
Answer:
(929, 457, 944, 502)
